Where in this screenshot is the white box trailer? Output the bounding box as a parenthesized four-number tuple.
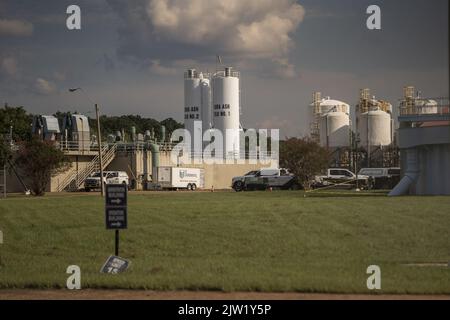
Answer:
(157, 167, 204, 191)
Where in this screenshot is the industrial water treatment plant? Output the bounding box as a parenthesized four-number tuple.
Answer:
(1, 61, 449, 196)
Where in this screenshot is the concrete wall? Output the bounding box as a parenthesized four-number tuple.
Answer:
(6, 154, 96, 193)
(398, 123, 450, 195)
(50, 155, 96, 192)
(400, 144, 450, 195)
(107, 150, 276, 190)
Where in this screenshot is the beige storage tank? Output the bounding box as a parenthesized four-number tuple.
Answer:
(358, 109, 392, 150)
(319, 111, 350, 148)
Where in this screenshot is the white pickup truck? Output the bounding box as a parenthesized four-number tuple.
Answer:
(84, 171, 130, 192)
(313, 168, 369, 189)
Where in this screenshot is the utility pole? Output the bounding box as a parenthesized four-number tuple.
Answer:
(69, 88, 105, 197)
(96, 104, 105, 197)
(354, 134, 360, 191)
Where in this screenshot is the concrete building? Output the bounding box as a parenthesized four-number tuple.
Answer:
(390, 87, 450, 196)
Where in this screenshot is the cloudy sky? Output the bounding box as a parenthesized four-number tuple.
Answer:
(0, 0, 448, 137)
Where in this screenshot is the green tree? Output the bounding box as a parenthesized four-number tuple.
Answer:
(15, 139, 69, 196)
(0, 104, 33, 141)
(0, 139, 12, 167)
(280, 137, 330, 189)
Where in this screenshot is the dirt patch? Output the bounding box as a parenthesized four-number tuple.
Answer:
(0, 290, 449, 300)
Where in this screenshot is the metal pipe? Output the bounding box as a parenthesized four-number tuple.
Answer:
(149, 143, 160, 183)
(389, 148, 419, 196)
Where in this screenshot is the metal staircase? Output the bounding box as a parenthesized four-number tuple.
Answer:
(57, 143, 118, 192)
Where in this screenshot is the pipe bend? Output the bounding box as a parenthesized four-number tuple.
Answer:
(388, 172, 418, 196)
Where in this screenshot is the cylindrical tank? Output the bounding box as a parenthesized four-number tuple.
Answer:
(160, 125, 166, 143)
(184, 69, 202, 148)
(184, 69, 212, 154)
(319, 111, 350, 148)
(358, 109, 392, 150)
(212, 67, 240, 157)
(131, 126, 136, 142)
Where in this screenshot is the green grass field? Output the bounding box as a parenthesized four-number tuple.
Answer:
(0, 191, 449, 294)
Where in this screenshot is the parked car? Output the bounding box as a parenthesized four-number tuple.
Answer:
(358, 167, 401, 189)
(84, 171, 129, 192)
(232, 168, 300, 192)
(313, 168, 370, 189)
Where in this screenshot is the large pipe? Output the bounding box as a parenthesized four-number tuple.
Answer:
(131, 126, 136, 142)
(389, 148, 419, 196)
(149, 143, 160, 183)
(161, 126, 166, 143)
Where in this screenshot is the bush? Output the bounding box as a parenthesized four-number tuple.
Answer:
(15, 139, 69, 196)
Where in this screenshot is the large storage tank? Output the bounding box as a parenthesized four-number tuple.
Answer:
(212, 67, 241, 158)
(319, 111, 350, 148)
(184, 69, 211, 154)
(310, 94, 350, 148)
(358, 109, 392, 150)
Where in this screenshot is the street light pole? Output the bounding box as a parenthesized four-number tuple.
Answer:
(354, 135, 360, 191)
(96, 104, 105, 197)
(69, 88, 104, 197)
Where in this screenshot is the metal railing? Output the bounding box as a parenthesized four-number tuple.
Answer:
(59, 140, 100, 152)
(173, 150, 279, 160)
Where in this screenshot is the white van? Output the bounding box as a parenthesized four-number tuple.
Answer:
(84, 171, 129, 191)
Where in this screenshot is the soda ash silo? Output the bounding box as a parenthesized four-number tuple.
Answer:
(212, 67, 241, 158)
(184, 69, 211, 154)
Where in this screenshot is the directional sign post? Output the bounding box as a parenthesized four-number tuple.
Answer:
(105, 184, 128, 256)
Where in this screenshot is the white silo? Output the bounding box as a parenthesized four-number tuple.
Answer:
(309, 95, 350, 148)
(212, 67, 241, 158)
(184, 69, 211, 154)
(319, 111, 350, 148)
(358, 108, 392, 150)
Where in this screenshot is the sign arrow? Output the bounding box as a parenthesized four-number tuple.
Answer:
(111, 199, 122, 205)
